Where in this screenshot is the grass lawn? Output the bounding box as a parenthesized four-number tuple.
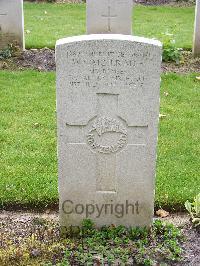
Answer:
(24, 3, 194, 49)
(0, 71, 199, 210)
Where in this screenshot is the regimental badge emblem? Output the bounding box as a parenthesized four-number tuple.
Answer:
(86, 116, 128, 154)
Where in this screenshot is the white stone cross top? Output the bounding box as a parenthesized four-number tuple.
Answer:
(87, 0, 133, 34)
(0, 0, 24, 50)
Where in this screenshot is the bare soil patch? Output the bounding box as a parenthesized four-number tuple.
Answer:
(162, 51, 200, 74)
(135, 0, 195, 7)
(55, 0, 196, 7)
(1, 49, 200, 74)
(0, 48, 55, 72)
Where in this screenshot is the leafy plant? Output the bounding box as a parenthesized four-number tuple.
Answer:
(185, 193, 200, 228)
(81, 219, 95, 230)
(161, 31, 182, 63)
(59, 220, 183, 265)
(0, 45, 13, 60)
(0, 43, 21, 60)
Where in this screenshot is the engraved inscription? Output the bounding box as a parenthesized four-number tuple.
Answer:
(86, 116, 127, 154)
(65, 48, 156, 90)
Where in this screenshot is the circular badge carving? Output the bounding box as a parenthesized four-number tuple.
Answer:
(86, 116, 127, 154)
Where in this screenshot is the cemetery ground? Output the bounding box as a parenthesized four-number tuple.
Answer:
(0, 2, 200, 266)
(0, 211, 199, 266)
(0, 64, 199, 264)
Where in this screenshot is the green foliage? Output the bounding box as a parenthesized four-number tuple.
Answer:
(0, 44, 13, 60)
(156, 73, 199, 209)
(161, 31, 182, 63)
(0, 43, 22, 60)
(185, 193, 200, 227)
(81, 218, 95, 230)
(0, 71, 57, 208)
(56, 219, 184, 266)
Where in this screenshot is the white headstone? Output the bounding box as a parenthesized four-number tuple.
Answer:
(0, 0, 24, 50)
(56, 34, 162, 227)
(86, 0, 133, 35)
(193, 0, 200, 57)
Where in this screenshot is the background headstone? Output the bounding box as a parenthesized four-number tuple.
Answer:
(86, 0, 133, 34)
(0, 0, 24, 50)
(193, 0, 200, 57)
(56, 34, 162, 227)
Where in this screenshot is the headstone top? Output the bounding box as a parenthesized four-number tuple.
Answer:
(0, 0, 24, 50)
(56, 34, 162, 47)
(86, 0, 133, 35)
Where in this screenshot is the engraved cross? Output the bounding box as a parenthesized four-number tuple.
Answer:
(101, 0, 117, 32)
(65, 93, 147, 194)
(0, 10, 7, 16)
(0, 11, 7, 31)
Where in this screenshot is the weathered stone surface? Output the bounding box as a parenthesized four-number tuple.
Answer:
(86, 0, 133, 34)
(193, 0, 200, 57)
(56, 34, 162, 227)
(0, 0, 24, 50)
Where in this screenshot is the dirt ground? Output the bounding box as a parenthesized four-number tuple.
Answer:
(55, 0, 195, 7)
(1, 48, 200, 74)
(135, 0, 195, 7)
(0, 211, 199, 265)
